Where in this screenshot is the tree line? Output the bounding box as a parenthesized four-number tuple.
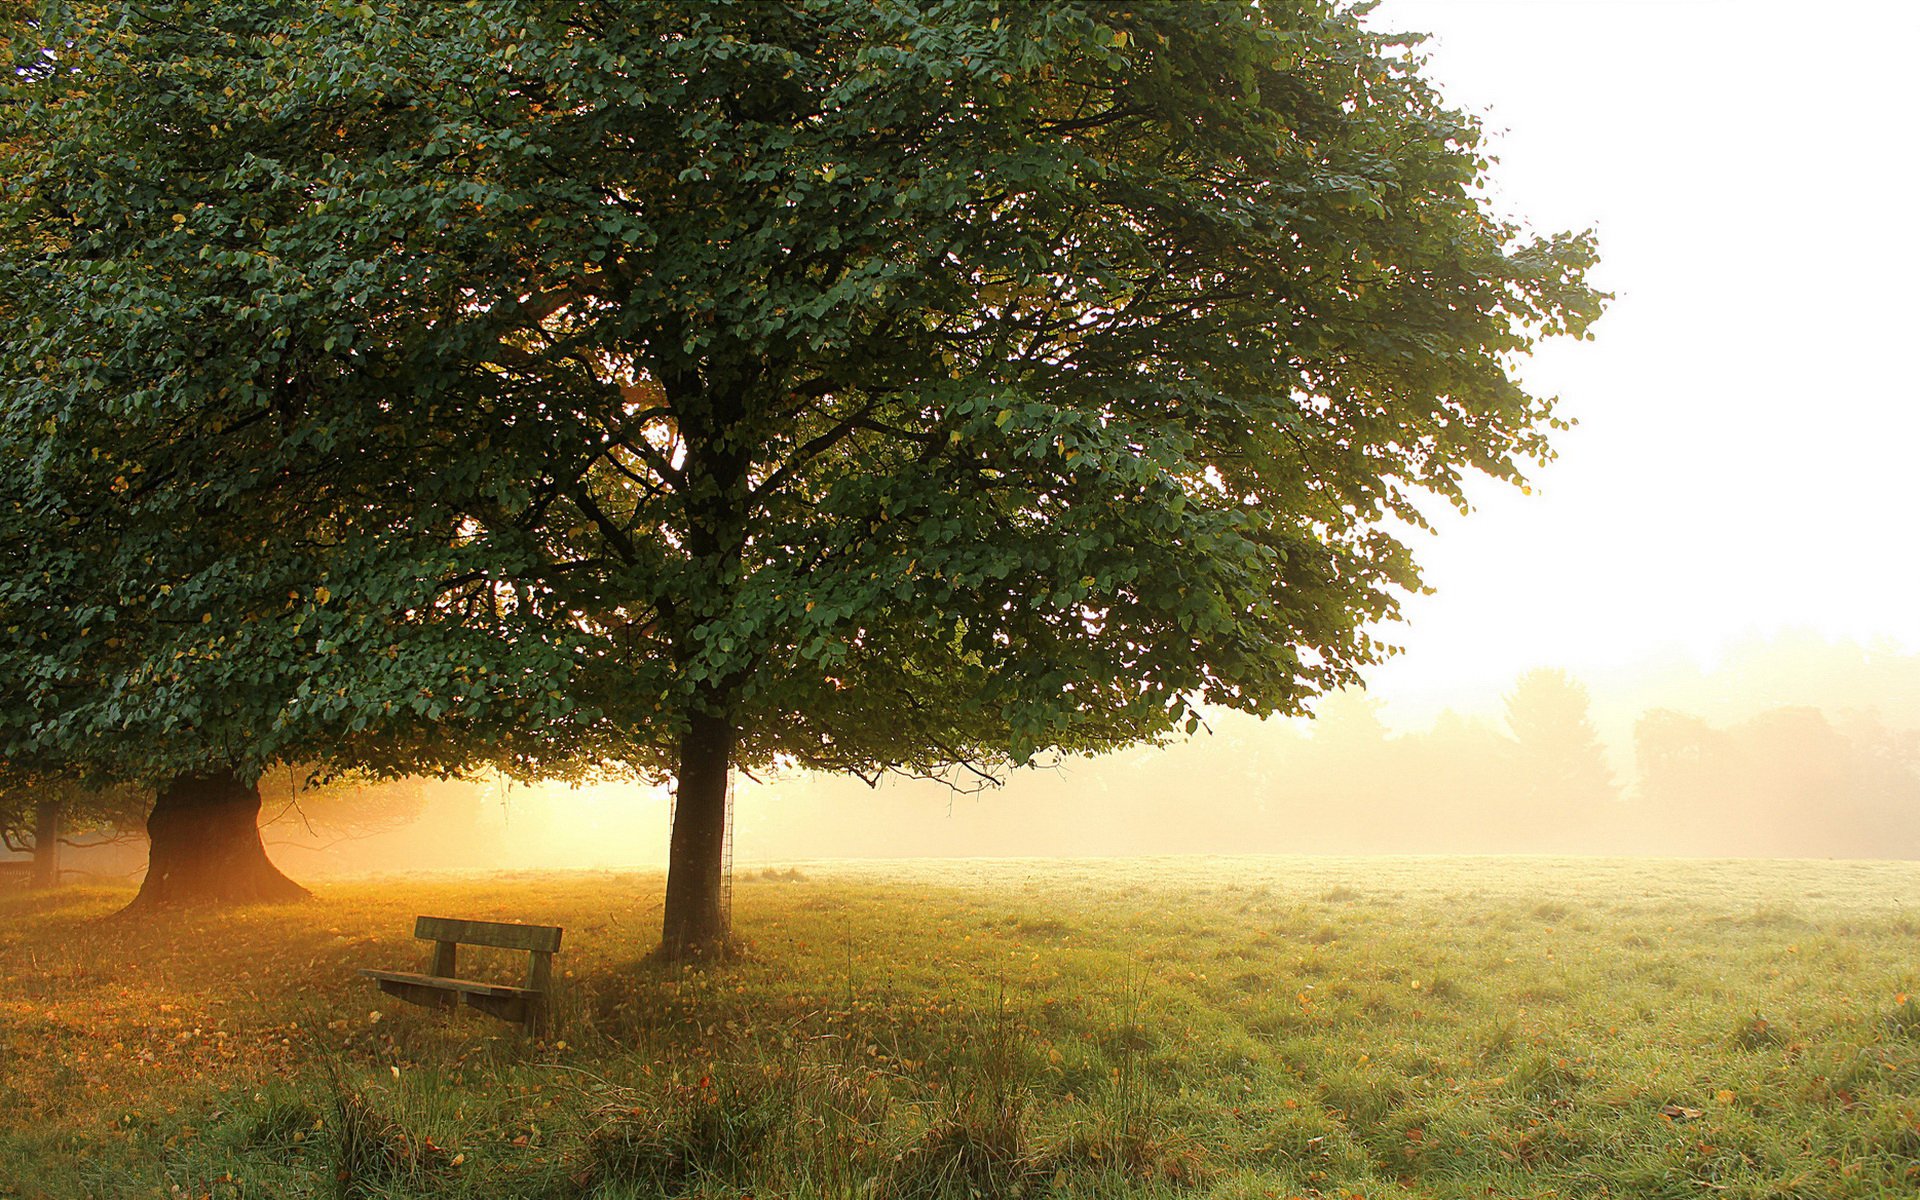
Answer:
(744, 638, 1920, 861)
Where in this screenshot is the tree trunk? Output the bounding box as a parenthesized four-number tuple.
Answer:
(660, 710, 735, 958)
(124, 770, 308, 911)
(29, 796, 60, 889)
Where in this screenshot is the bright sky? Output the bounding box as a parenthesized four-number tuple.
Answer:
(1356, 0, 1920, 722)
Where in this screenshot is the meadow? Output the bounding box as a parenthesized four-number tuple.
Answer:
(3, 856, 1919, 1199)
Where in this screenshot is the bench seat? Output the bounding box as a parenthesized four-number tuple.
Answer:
(357, 968, 540, 1000)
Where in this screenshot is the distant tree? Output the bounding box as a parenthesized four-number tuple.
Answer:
(1826, 713, 1920, 859)
(1635, 706, 1920, 858)
(1310, 690, 1394, 755)
(1503, 669, 1615, 820)
(1402, 710, 1534, 851)
(0, 784, 65, 888)
(0, 2, 1601, 950)
(1632, 708, 1726, 851)
(0, 773, 147, 888)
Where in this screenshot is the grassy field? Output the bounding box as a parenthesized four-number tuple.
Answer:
(4, 856, 1920, 1199)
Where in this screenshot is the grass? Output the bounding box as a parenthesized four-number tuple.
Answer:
(3, 855, 1920, 1198)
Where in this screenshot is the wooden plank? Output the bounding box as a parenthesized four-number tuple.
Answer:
(360, 969, 540, 1030)
(412, 915, 562, 953)
(464, 991, 532, 1029)
(371, 976, 457, 1011)
(356, 968, 539, 999)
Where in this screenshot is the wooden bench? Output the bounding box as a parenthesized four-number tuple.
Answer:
(358, 916, 562, 1034)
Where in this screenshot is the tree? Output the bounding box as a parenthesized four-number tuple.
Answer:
(0, 773, 147, 888)
(0, 4, 607, 906)
(0, 2, 1601, 950)
(1502, 668, 1616, 839)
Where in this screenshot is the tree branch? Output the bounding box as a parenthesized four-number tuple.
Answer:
(752, 413, 932, 503)
(572, 488, 641, 565)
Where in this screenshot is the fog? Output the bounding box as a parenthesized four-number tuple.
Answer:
(123, 629, 1889, 880)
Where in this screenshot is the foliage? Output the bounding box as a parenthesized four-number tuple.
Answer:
(0, 2, 606, 786)
(4, 858, 1920, 1197)
(0, 0, 1601, 794)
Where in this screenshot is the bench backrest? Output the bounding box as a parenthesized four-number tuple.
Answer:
(414, 916, 563, 954)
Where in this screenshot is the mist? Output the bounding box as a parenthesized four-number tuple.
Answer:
(76, 628, 1882, 880)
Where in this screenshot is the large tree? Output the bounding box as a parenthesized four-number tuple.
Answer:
(0, 2, 612, 907)
(1, 1, 1600, 949)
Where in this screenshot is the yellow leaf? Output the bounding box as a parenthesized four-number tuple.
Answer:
(314, 586, 331, 605)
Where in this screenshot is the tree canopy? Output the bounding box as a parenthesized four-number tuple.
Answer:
(1, 2, 601, 787)
(0, 0, 1601, 943)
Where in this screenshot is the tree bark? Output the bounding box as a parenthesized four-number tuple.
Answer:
(660, 710, 735, 958)
(29, 796, 60, 889)
(124, 769, 308, 911)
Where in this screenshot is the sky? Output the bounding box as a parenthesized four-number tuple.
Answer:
(1355, 0, 1920, 724)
